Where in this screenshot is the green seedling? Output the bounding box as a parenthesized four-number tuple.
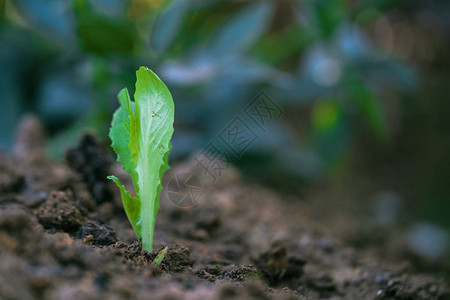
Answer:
(108, 67, 174, 252)
(152, 246, 168, 265)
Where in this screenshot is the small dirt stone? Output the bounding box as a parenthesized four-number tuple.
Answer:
(0, 154, 24, 193)
(161, 245, 194, 273)
(0, 206, 35, 232)
(23, 189, 48, 208)
(76, 221, 117, 246)
(36, 190, 84, 232)
(65, 133, 113, 204)
(220, 265, 260, 282)
(255, 241, 289, 284)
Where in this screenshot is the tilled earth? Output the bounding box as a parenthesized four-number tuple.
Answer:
(0, 121, 448, 299)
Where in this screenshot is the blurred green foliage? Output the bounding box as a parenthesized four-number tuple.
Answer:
(0, 0, 415, 179)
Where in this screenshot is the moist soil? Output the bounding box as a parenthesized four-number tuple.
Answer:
(0, 121, 449, 299)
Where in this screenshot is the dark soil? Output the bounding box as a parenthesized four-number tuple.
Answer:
(0, 119, 448, 299)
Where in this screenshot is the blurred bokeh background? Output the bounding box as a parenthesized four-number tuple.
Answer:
(1, 0, 449, 275)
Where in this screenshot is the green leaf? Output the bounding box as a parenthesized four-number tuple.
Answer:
(150, 0, 190, 52)
(311, 99, 340, 133)
(152, 246, 168, 265)
(109, 89, 140, 192)
(310, 0, 347, 38)
(73, 0, 137, 55)
(108, 67, 175, 252)
(211, 1, 273, 55)
(107, 175, 141, 238)
(311, 99, 352, 170)
(349, 80, 389, 142)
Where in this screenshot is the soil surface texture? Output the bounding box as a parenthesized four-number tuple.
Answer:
(0, 121, 448, 300)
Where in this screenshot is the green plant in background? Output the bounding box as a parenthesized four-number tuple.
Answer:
(107, 67, 174, 252)
(2, 0, 415, 177)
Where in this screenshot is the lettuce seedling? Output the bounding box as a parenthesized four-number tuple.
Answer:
(107, 67, 174, 252)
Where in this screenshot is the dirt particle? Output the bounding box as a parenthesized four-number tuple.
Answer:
(161, 245, 194, 273)
(114, 241, 128, 249)
(307, 274, 336, 292)
(0, 232, 19, 252)
(0, 206, 35, 232)
(65, 133, 113, 204)
(188, 228, 209, 241)
(13, 114, 46, 163)
(195, 266, 224, 282)
(76, 221, 117, 246)
(255, 241, 288, 283)
(216, 281, 276, 300)
(0, 154, 24, 193)
(285, 256, 306, 279)
(142, 264, 163, 277)
(83, 234, 94, 244)
(375, 272, 391, 284)
(220, 265, 260, 282)
(36, 190, 85, 232)
(195, 210, 221, 232)
(23, 189, 48, 208)
(255, 241, 306, 288)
